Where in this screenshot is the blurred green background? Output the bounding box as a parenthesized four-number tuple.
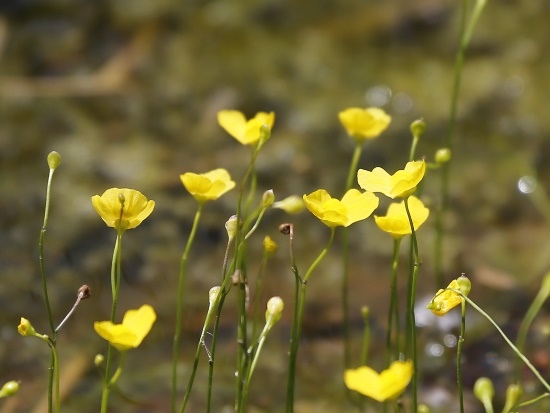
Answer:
(1, 0, 550, 411)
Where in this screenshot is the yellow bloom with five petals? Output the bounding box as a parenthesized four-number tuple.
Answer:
(180, 168, 235, 204)
(91, 188, 155, 233)
(338, 107, 391, 142)
(94, 304, 156, 351)
(357, 160, 426, 199)
(374, 195, 429, 239)
(217, 110, 275, 145)
(427, 279, 463, 316)
(303, 189, 379, 228)
(344, 360, 413, 402)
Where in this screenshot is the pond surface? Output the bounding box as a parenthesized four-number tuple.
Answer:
(1, 1, 550, 412)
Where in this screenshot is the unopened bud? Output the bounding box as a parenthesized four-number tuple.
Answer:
(473, 377, 494, 411)
(94, 354, 104, 367)
(457, 275, 471, 297)
(265, 296, 284, 325)
(225, 215, 240, 239)
(263, 236, 278, 256)
(262, 189, 275, 208)
(273, 195, 305, 214)
(417, 404, 430, 413)
(410, 118, 426, 138)
(209, 286, 221, 306)
(435, 148, 452, 164)
(118, 193, 125, 207)
(0, 381, 19, 398)
(502, 383, 522, 413)
(258, 124, 271, 148)
(361, 306, 370, 320)
(47, 151, 61, 170)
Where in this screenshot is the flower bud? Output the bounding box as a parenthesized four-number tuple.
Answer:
(473, 377, 494, 412)
(502, 383, 522, 413)
(273, 195, 305, 214)
(457, 275, 471, 297)
(258, 124, 271, 148)
(118, 193, 125, 207)
(417, 404, 430, 413)
(361, 306, 370, 320)
(225, 215, 240, 239)
(435, 148, 452, 164)
(0, 381, 19, 398)
(18, 317, 37, 337)
(262, 189, 275, 208)
(410, 119, 426, 138)
(265, 296, 284, 325)
(94, 354, 105, 366)
(263, 236, 278, 256)
(209, 286, 221, 306)
(47, 151, 61, 170)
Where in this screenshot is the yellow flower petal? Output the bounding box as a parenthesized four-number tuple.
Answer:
(374, 196, 429, 239)
(427, 279, 463, 316)
(338, 107, 391, 142)
(91, 188, 155, 233)
(180, 168, 235, 203)
(357, 160, 426, 199)
(218, 110, 275, 145)
(344, 360, 413, 402)
(303, 189, 379, 228)
(94, 305, 156, 351)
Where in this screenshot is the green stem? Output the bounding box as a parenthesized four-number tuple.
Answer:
(40, 336, 60, 413)
(171, 204, 204, 413)
(386, 238, 402, 364)
(404, 198, 420, 413)
(514, 273, 550, 381)
(286, 228, 335, 413)
(457, 300, 466, 413)
(252, 254, 268, 343)
(460, 294, 550, 392)
(514, 393, 550, 410)
(179, 291, 220, 413)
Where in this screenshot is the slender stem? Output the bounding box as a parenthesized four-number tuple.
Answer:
(345, 143, 362, 191)
(252, 253, 268, 343)
(360, 309, 370, 366)
(515, 393, 550, 410)
(404, 199, 420, 413)
(460, 294, 550, 392)
(179, 293, 219, 413)
(206, 237, 235, 413)
(457, 300, 466, 413)
(171, 204, 204, 413)
(386, 238, 402, 364)
(102, 233, 123, 413)
(40, 167, 57, 413)
(514, 273, 550, 381)
(286, 228, 335, 413)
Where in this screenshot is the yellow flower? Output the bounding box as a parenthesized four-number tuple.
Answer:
(217, 110, 275, 145)
(263, 236, 278, 256)
(357, 160, 426, 199)
(344, 360, 413, 402)
(338, 107, 391, 142)
(374, 196, 429, 239)
(17, 317, 37, 337)
(91, 188, 155, 233)
(94, 304, 156, 351)
(180, 168, 235, 204)
(427, 279, 463, 316)
(303, 189, 379, 228)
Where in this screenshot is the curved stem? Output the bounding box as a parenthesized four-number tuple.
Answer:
(171, 204, 204, 413)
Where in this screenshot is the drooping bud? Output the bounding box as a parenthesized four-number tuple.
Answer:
(262, 189, 275, 208)
(47, 151, 61, 170)
(0, 381, 20, 398)
(273, 195, 305, 214)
